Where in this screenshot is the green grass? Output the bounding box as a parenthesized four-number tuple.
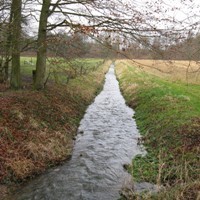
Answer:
(116, 63, 200, 199)
(20, 57, 104, 84)
(20, 57, 36, 76)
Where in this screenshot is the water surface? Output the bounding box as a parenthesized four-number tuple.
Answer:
(11, 64, 144, 200)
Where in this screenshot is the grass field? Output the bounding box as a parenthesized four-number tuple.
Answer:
(116, 59, 200, 199)
(120, 59, 200, 84)
(20, 57, 104, 85)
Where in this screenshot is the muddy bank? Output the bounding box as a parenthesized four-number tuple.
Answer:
(0, 61, 110, 198)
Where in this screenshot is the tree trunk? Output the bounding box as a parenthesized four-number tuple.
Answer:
(0, 59, 3, 83)
(5, 20, 13, 82)
(34, 0, 51, 90)
(4, 58, 9, 81)
(10, 0, 22, 89)
(0, 59, 10, 83)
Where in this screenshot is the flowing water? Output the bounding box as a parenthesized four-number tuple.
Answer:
(10, 64, 145, 200)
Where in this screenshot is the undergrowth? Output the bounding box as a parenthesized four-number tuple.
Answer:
(116, 61, 200, 200)
(0, 60, 110, 190)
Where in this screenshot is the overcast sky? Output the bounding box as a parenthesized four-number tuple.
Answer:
(23, 0, 200, 37)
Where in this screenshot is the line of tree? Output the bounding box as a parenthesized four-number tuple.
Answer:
(0, 0, 199, 89)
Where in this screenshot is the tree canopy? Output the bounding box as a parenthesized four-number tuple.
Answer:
(0, 0, 200, 89)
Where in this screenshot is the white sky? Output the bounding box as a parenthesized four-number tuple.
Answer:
(22, 0, 200, 37)
(146, 0, 200, 27)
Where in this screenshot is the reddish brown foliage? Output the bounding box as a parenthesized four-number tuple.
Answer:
(0, 84, 92, 183)
(178, 117, 200, 151)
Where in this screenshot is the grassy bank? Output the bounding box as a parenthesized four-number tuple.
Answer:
(0, 60, 111, 198)
(116, 60, 200, 199)
(20, 57, 104, 85)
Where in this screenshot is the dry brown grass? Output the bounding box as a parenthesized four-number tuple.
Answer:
(0, 60, 110, 186)
(67, 61, 110, 102)
(5, 159, 36, 180)
(116, 59, 200, 84)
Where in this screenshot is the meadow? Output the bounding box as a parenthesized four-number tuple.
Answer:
(123, 59, 200, 84)
(116, 59, 200, 199)
(20, 57, 104, 85)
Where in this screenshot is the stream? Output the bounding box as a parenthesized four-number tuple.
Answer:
(9, 64, 146, 200)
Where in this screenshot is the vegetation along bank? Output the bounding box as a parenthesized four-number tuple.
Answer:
(116, 60, 200, 200)
(0, 59, 111, 198)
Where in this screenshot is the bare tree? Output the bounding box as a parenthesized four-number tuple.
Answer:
(1, 0, 200, 88)
(33, 0, 154, 89)
(0, 0, 12, 83)
(34, 0, 51, 89)
(10, 0, 22, 89)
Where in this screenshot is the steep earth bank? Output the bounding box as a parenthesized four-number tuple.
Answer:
(0, 61, 111, 199)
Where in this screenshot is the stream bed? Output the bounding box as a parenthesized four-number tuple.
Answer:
(10, 64, 146, 200)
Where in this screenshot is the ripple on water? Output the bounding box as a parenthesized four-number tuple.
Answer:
(11, 64, 145, 200)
